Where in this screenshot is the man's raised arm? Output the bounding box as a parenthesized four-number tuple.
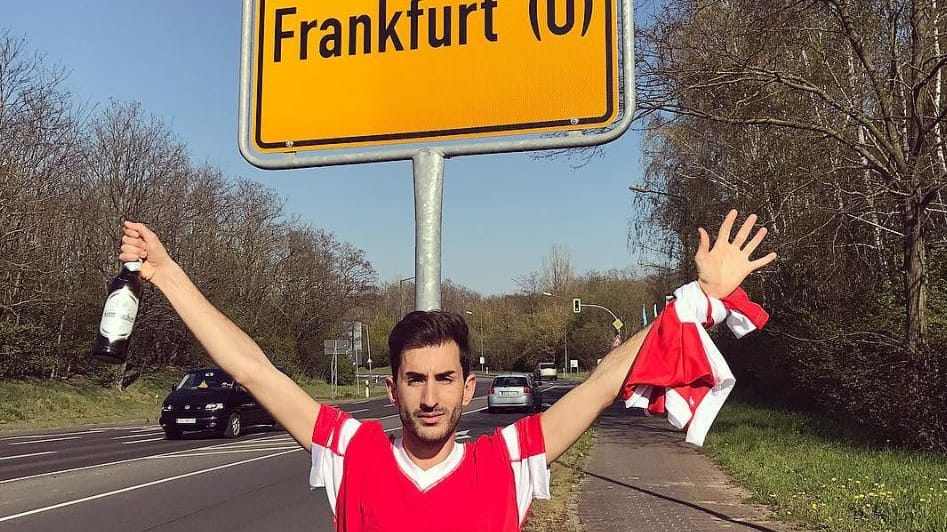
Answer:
(120, 222, 320, 451)
(540, 210, 777, 462)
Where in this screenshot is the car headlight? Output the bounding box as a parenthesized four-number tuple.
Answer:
(203, 403, 225, 411)
(161, 404, 173, 411)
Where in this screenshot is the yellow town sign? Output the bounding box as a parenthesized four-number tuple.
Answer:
(249, 0, 619, 152)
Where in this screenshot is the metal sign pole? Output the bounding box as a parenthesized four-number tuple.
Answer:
(413, 149, 445, 311)
(239, 0, 638, 322)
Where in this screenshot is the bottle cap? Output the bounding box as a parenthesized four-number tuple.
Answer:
(124, 261, 143, 272)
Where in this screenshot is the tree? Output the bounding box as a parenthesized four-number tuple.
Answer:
(638, 0, 947, 356)
(541, 244, 575, 296)
(633, 0, 947, 449)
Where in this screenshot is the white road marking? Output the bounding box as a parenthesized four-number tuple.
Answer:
(1, 430, 103, 441)
(347, 409, 369, 414)
(0, 434, 272, 485)
(111, 432, 164, 440)
(129, 427, 162, 433)
(204, 440, 298, 451)
(160, 447, 298, 458)
(348, 399, 373, 405)
(0, 449, 301, 523)
(0, 451, 56, 462)
(199, 437, 289, 449)
(121, 438, 165, 445)
(9, 436, 81, 446)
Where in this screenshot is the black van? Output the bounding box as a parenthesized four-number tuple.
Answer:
(158, 368, 278, 439)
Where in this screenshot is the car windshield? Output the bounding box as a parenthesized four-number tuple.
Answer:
(176, 370, 234, 390)
(493, 376, 528, 387)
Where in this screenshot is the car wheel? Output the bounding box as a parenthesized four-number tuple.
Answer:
(224, 412, 241, 438)
(164, 428, 182, 440)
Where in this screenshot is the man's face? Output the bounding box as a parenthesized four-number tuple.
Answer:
(386, 341, 476, 447)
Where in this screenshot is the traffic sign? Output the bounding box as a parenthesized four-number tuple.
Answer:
(244, 0, 620, 153)
(324, 339, 350, 355)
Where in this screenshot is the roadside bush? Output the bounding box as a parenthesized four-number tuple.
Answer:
(323, 356, 356, 386)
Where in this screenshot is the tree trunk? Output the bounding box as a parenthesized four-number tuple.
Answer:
(903, 196, 929, 356)
(114, 359, 128, 390)
(50, 311, 66, 379)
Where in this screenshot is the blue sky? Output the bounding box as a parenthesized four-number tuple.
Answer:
(3, 2, 646, 295)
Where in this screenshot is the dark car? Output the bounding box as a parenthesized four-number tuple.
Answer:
(159, 368, 278, 439)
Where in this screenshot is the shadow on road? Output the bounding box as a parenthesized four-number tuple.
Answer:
(566, 461, 781, 532)
(571, 400, 786, 532)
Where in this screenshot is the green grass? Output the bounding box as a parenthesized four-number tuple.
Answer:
(300, 380, 389, 401)
(354, 366, 391, 376)
(0, 370, 177, 431)
(0, 370, 388, 433)
(525, 426, 596, 532)
(704, 401, 947, 531)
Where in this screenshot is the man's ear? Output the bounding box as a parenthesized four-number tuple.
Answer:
(385, 376, 397, 405)
(461, 374, 476, 406)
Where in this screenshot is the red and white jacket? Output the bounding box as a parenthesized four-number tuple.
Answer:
(621, 282, 768, 446)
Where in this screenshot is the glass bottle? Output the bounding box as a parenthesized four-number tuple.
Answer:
(92, 261, 143, 364)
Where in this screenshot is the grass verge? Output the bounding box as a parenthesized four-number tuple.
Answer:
(0, 371, 388, 433)
(524, 425, 596, 532)
(704, 401, 947, 531)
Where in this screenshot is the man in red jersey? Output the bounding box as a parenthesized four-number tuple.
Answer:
(118, 210, 775, 531)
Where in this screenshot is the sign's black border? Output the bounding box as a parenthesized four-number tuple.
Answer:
(254, 0, 616, 150)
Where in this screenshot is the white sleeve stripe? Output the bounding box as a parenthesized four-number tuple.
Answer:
(336, 418, 360, 454)
(309, 417, 361, 516)
(501, 423, 551, 524)
(527, 455, 551, 499)
(624, 384, 652, 409)
(501, 425, 520, 460)
(664, 388, 691, 429)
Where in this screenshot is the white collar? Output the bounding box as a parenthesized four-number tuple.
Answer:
(391, 437, 465, 492)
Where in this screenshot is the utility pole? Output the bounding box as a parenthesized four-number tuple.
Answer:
(465, 310, 485, 372)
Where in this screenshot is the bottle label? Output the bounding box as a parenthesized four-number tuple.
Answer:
(99, 287, 140, 340)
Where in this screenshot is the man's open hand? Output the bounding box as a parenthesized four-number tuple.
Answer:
(695, 210, 777, 298)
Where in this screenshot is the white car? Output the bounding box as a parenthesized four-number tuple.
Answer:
(487, 374, 542, 413)
(534, 362, 557, 383)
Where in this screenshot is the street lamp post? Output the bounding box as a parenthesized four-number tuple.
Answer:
(399, 276, 415, 319)
(465, 310, 484, 372)
(362, 322, 372, 373)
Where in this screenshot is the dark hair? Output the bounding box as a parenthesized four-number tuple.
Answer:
(388, 310, 471, 380)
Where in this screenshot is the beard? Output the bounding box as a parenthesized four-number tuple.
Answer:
(399, 404, 462, 445)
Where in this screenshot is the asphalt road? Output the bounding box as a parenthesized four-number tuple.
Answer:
(0, 379, 576, 531)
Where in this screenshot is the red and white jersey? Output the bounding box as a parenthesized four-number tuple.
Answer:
(309, 406, 550, 531)
(621, 282, 769, 446)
